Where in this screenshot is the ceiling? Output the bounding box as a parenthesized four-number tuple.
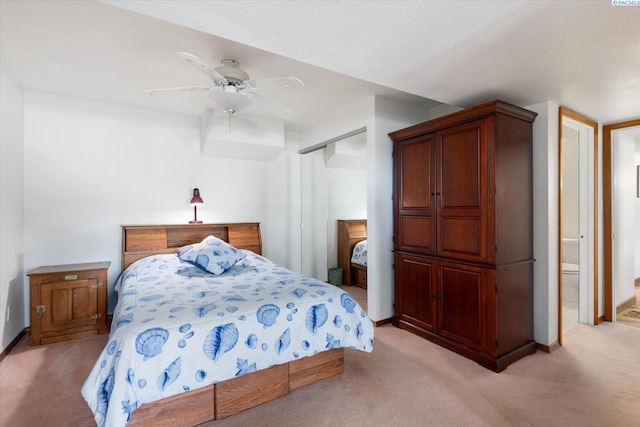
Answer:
(2, 1, 639, 131)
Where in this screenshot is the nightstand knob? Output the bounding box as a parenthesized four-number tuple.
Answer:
(36, 305, 46, 318)
(92, 282, 103, 289)
(90, 313, 103, 320)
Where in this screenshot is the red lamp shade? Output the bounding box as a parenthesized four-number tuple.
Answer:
(189, 188, 204, 223)
(190, 188, 204, 206)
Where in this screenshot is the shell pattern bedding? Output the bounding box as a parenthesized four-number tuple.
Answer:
(351, 240, 368, 266)
(82, 251, 374, 427)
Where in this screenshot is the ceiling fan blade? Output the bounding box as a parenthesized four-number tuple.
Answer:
(176, 52, 228, 83)
(244, 77, 304, 91)
(140, 85, 211, 95)
(245, 92, 293, 119)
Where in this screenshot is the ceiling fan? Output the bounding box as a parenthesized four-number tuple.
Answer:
(142, 52, 304, 120)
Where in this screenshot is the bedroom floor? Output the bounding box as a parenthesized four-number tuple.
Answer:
(2, 321, 640, 426)
(339, 285, 367, 313)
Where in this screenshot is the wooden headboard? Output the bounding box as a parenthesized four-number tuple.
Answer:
(337, 219, 367, 286)
(121, 223, 261, 270)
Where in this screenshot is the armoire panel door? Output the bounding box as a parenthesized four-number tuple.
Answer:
(395, 253, 436, 332)
(436, 120, 489, 263)
(395, 135, 436, 254)
(437, 262, 489, 353)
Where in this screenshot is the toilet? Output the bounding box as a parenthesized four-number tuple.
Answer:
(562, 237, 580, 330)
(562, 238, 579, 275)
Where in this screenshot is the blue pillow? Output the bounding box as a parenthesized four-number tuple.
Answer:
(177, 235, 246, 275)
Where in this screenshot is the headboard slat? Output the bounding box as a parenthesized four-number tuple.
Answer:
(122, 223, 261, 271)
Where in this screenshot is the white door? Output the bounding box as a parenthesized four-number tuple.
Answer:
(562, 116, 595, 326)
(577, 122, 590, 324)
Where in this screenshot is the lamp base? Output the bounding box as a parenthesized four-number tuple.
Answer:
(189, 220, 203, 224)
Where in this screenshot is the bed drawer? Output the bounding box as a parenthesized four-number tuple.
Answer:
(354, 265, 367, 289)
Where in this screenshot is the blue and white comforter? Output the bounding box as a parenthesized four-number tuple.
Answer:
(82, 252, 374, 427)
(351, 240, 368, 266)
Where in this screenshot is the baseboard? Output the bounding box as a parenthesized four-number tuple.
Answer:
(0, 328, 27, 364)
(635, 277, 640, 287)
(616, 295, 637, 314)
(536, 340, 561, 353)
(374, 318, 393, 327)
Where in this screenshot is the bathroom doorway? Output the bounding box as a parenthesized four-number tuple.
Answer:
(560, 124, 582, 332)
(558, 107, 598, 342)
(603, 120, 640, 322)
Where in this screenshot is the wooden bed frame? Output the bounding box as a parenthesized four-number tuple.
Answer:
(337, 219, 367, 288)
(119, 223, 345, 426)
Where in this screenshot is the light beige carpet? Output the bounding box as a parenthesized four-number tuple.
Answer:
(208, 323, 640, 427)
(1, 322, 639, 426)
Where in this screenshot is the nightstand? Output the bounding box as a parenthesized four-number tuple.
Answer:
(27, 261, 110, 346)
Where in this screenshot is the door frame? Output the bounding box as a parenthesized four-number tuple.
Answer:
(558, 107, 598, 344)
(603, 119, 640, 321)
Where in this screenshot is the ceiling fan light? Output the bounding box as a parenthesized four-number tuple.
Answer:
(209, 88, 251, 113)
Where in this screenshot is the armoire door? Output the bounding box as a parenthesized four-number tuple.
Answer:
(394, 135, 436, 255)
(437, 261, 489, 353)
(395, 253, 436, 332)
(436, 119, 490, 263)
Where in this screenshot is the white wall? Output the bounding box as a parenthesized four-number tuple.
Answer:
(23, 91, 298, 317)
(265, 130, 302, 272)
(561, 126, 580, 239)
(528, 101, 560, 347)
(0, 67, 26, 352)
(612, 131, 636, 305)
(298, 98, 370, 153)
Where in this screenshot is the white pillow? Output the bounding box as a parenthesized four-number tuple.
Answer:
(177, 235, 246, 275)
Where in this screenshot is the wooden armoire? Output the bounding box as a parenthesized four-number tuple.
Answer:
(389, 100, 537, 372)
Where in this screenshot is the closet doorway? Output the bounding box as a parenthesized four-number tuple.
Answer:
(299, 128, 368, 312)
(558, 107, 598, 343)
(603, 119, 640, 322)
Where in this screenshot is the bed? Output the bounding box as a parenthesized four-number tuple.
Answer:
(82, 223, 374, 427)
(337, 219, 367, 289)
